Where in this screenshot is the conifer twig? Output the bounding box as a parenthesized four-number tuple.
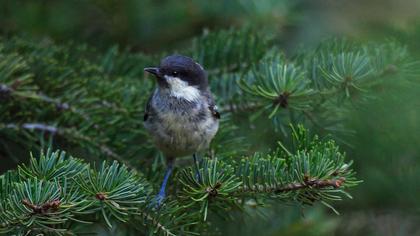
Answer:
(274, 177, 346, 193)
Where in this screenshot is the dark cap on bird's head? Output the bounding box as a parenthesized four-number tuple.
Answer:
(144, 55, 208, 90)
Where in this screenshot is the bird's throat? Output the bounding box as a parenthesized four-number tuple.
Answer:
(163, 75, 201, 102)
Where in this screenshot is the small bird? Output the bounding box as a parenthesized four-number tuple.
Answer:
(143, 55, 220, 204)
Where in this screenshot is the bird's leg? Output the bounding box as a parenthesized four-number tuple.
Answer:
(193, 153, 201, 182)
(155, 158, 174, 206)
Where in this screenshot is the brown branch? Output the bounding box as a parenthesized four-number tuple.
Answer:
(1, 123, 138, 172)
(0, 83, 71, 111)
(4, 123, 59, 134)
(273, 92, 290, 108)
(275, 177, 346, 193)
(22, 199, 61, 214)
(95, 192, 108, 201)
(1, 85, 104, 130)
(240, 177, 346, 194)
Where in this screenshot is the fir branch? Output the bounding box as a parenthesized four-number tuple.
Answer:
(21, 198, 61, 215)
(275, 177, 346, 192)
(0, 122, 138, 170)
(177, 125, 359, 222)
(191, 28, 271, 74)
(4, 33, 410, 235)
(240, 176, 346, 193)
(0, 150, 156, 235)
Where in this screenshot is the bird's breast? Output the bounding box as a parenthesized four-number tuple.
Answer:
(145, 95, 219, 157)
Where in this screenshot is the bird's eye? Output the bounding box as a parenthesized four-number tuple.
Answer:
(172, 71, 178, 76)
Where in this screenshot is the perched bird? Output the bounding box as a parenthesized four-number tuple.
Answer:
(143, 55, 220, 204)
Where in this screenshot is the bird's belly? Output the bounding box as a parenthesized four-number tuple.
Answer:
(145, 112, 218, 157)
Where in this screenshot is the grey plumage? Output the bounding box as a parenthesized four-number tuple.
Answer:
(144, 54, 220, 204)
(143, 55, 220, 160)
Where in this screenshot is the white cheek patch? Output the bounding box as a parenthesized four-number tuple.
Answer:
(164, 75, 201, 102)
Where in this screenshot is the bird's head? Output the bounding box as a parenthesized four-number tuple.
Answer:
(144, 55, 208, 92)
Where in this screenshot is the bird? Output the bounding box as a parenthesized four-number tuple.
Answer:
(143, 55, 220, 204)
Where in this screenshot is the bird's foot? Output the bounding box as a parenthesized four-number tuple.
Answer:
(148, 159, 174, 209)
(155, 192, 166, 206)
(148, 193, 166, 209)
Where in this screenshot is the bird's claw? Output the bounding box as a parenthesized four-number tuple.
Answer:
(148, 193, 166, 209)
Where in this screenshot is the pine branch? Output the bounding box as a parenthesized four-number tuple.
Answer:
(0, 122, 135, 169)
(177, 125, 360, 221)
(235, 39, 420, 134)
(0, 150, 203, 235)
(5, 31, 418, 235)
(190, 28, 271, 74)
(0, 123, 360, 235)
(274, 177, 346, 193)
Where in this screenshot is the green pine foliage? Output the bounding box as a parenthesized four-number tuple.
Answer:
(1, 27, 419, 235)
(0, 128, 358, 235)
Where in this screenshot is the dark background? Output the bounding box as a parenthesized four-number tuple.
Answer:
(1, 0, 420, 235)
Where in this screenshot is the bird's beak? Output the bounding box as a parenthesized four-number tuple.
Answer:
(144, 67, 161, 78)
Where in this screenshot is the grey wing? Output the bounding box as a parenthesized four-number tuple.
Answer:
(143, 95, 153, 121)
(203, 91, 220, 119)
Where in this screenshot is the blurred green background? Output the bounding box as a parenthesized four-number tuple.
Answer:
(1, 0, 420, 235)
